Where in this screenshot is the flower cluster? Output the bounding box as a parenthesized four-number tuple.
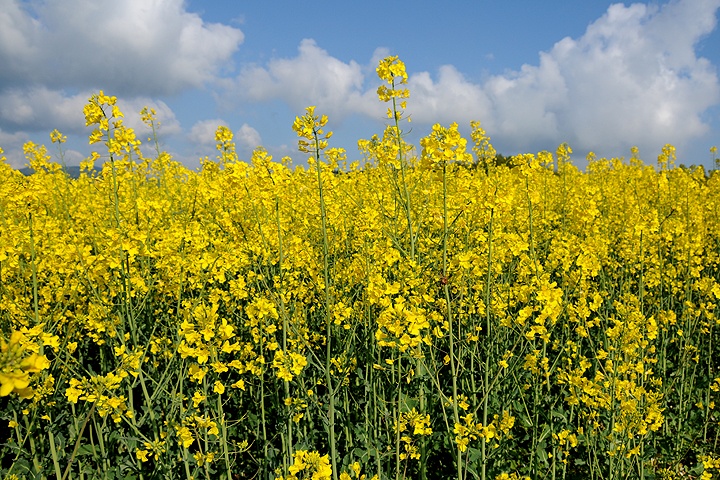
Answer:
(276, 450, 332, 480)
(0, 331, 50, 398)
(395, 408, 433, 460)
(453, 411, 515, 452)
(1, 54, 719, 480)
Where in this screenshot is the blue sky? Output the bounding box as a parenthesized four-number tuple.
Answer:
(1, 0, 719, 170)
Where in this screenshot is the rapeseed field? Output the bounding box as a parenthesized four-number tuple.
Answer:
(1, 56, 720, 480)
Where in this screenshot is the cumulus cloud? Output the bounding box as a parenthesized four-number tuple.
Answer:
(229, 39, 377, 119)
(0, 87, 88, 132)
(186, 119, 264, 161)
(0, 87, 86, 167)
(236, 124, 262, 153)
(398, 0, 720, 156)
(0, 0, 244, 95)
(407, 66, 493, 127)
(118, 97, 182, 137)
(528, 0, 720, 155)
(2, 0, 718, 167)
(0, 130, 31, 168)
(0, 88, 182, 167)
(0, 0, 241, 166)
(188, 119, 227, 147)
(0, 88, 180, 137)
(0, 127, 86, 169)
(226, 0, 719, 159)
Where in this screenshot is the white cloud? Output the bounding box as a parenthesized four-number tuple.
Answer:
(0, 1, 41, 76)
(0, 129, 30, 168)
(0, 87, 87, 132)
(185, 118, 228, 165)
(0, 128, 86, 169)
(188, 119, 227, 147)
(236, 123, 262, 154)
(223, 0, 719, 160)
(187, 120, 263, 160)
(117, 98, 182, 138)
(2, 0, 717, 167)
(0, 0, 242, 168)
(229, 39, 377, 119)
(483, 51, 569, 143)
(407, 66, 493, 127)
(407, 0, 720, 156)
(0, 88, 181, 134)
(0, 89, 183, 167)
(0, 0, 244, 95)
(539, 0, 720, 155)
(184, 119, 269, 163)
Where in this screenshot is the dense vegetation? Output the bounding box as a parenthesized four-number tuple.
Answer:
(2, 57, 720, 480)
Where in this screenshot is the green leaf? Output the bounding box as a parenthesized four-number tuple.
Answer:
(76, 444, 97, 457)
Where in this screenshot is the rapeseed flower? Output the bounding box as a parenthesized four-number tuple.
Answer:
(2, 56, 718, 479)
(0, 331, 49, 398)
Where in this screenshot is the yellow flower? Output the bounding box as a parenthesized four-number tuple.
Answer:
(192, 390, 206, 407)
(273, 350, 308, 381)
(420, 122, 472, 166)
(20, 353, 50, 373)
(50, 129, 67, 144)
(287, 450, 332, 480)
(175, 426, 194, 448)
(0, 372, 30, 397)
(376, 56, 410, 102)
(0, 332, 50, 399)
(292, 106, 333, 155)
(135, 449, 150, 462)
(65, 378, 84, 404)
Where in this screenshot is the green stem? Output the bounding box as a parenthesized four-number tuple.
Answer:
(442, 161, 462, 479)
(481, 207, 494, 480)
(312, 128, 338, 480)
(390, 84, 415, 261)
(28, 213, 40, 325)
(61, 403, 97, 480)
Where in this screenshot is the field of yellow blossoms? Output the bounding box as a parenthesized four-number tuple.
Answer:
(1, 56, 720, 480)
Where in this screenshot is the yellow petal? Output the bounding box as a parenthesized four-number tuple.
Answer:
(0, 381, 14, 397)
